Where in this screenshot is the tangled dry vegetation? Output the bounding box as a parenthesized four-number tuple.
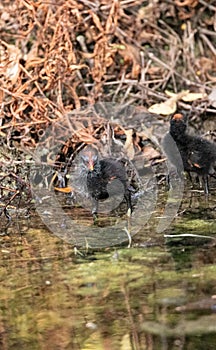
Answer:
(0, 0, 215, 212)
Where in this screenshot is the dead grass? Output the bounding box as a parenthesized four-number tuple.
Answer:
(0, 0, 215, 210)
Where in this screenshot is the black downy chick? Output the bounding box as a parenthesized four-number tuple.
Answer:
(163, 112, 216, 194)
(81, 149, 132, 221)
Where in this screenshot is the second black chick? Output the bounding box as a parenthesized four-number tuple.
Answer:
(81, 149, 132, 221)
(163, 112, 216, 194)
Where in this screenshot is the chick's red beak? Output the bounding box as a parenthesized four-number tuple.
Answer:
(88, 158, 94, 171)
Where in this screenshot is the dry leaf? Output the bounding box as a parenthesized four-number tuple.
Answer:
(165, 90, 207, 102)
(0, 40, 21, 84)
(165, 90, 189, 98)
(143, 145, 160, 160)
(124, 129, 135, 160)
(148, 90, 189, 115)
(148, 101, 176, 115)
(182, 92, 207, 101)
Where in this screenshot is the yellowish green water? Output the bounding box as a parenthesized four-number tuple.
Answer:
(0, 188, 216, 350)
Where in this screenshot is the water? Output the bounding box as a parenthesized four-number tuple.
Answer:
(0, 186, 216, 349)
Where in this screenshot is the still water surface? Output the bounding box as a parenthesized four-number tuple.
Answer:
(0, 188, 216, 349)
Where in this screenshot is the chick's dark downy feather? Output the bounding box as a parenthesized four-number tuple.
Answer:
(163, 112, 216, 193)
(81, 149, 132, 219)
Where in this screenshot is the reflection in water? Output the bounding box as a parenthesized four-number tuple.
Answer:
(0, 183, 215, 349)
(0, 189, 216, 349)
